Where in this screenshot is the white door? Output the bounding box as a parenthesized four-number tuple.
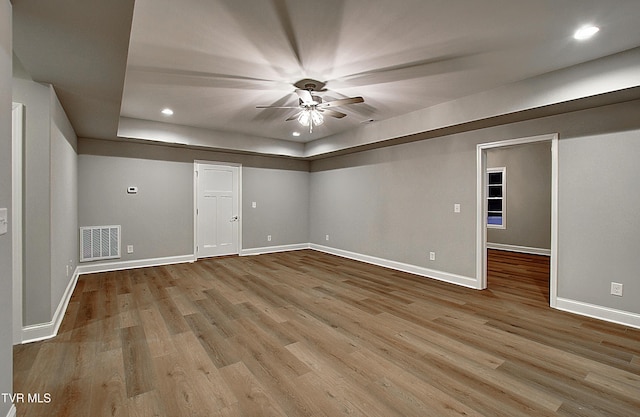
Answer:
(195, 163, 240, 258)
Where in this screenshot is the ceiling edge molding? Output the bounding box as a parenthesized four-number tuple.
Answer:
(117, 117, 305, 158)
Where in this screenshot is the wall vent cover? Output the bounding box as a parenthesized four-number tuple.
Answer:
(80, 225, 121, 262)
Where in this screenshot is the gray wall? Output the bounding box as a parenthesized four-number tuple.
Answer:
(0, 0, 12, 414)
(78, 138, 309, 263)
(487, 141, 552, 250)
(50, 91, 78, 317)
(559, 130, 640, 312)
(78, 154, 193, 261)
(310, 136, 477, 278)
(242, 167, 309, 248)
(12, 77, 51, 324)
(12, 77, 78, 326)
(310, 98, 640, 315)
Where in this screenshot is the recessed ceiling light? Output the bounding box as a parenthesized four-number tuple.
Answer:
(161, 108, 174, 116)
(292, 132, 301, 137)
(573, 25, 599, 40)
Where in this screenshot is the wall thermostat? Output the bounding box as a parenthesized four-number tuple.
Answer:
(127, 186, 138, 194)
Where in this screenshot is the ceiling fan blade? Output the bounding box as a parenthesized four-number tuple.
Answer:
(285, 111, 302, 122)
(256, 105, 300, 109)
(318, 97, 364, 108)
(330, 53, 471, 87)
(295, 89, 314, 105)
(127, 65, 280, 90)
(320, 109, 346, 119)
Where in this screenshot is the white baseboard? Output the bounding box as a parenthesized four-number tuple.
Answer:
(310, 244, 478, 289)
(486, 242, 551, 256)
(4, 404, 16, 417)
(22, 267, 80, 344)
(241, 243, 310, 256)
(76, 254, 195, 275)
(555, 297, 640, 329)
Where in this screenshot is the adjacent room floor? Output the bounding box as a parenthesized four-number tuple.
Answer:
(13, 249, 640, 416)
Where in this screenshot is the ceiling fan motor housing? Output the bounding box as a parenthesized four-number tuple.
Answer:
(293, 78, 327, 92)
(299, 94, 322, 106)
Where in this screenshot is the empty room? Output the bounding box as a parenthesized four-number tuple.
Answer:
(1, 1, 640, 416)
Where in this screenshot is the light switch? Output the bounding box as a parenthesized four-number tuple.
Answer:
(0, 208, 7, 235)
(252, 202, 257, 208)
(454, 204, 461, 213)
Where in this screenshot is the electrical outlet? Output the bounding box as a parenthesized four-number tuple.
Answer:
(252, 201, 257, 208)
(454, 203, 461, 213)
(429, 252, 436, 261)
(267, 235, 272, 242)
(611, 282, 623, 296)
(127, 245, 134, 254)
(325, 234, 330, 241)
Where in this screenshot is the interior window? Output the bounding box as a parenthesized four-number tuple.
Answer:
(487, 167, 505, 228)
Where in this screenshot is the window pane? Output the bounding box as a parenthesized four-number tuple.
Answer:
(488, 199, 502, 211)
(488, 172, 502, 184)
(488, 186, 502, 197)
(488, 214, 503, 225)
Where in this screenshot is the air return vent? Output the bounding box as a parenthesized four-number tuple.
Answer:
(80, 225, 120, 262)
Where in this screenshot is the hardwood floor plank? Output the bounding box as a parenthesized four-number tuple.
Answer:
(46, 376, 93, 417)
(172, 331, 238, 409)
(139, 307, 177, 358)
(14, 249, 640, 416)
(350, 348, 486, 417)
(154, 292, 190, 335)
(219, 362, 288, 417)
(285, 342, 402, 417)
(233, 316, 311, 379)
(152, 352, 219, 417)
(126, 391, 167, 417)
(120, 325, 155, 398)
(88, 349, 128, 417)
(184, 312, 239, 368)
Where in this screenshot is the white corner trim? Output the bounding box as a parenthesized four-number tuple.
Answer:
(555, 297, 640, 329)
(486, 243, 551, 256)
(4, 405, 16, 417)
(76, 254, 195, 275)
(310, 244, 478, 289)
(21, 267, 80, 344)
(241, 243, 310, 256)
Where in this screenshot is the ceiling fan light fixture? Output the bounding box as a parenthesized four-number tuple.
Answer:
(310, 109, 324, 126)
(297, 110, 311, 126)
(297, 109, 324, 126)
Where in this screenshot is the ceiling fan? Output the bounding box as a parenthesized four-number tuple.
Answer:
(256, 80, 364, 133)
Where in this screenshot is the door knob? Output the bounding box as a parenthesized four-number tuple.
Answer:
(230, 215, 238, 222)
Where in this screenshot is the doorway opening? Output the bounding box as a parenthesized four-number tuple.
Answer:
(476, 133, 558, 307)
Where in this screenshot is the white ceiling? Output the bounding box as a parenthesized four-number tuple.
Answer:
(12, 0, 640, 151)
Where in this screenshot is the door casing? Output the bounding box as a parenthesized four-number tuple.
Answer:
(476, 133, 558, 307)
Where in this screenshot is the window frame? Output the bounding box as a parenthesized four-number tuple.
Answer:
(487, 167, 506, 229)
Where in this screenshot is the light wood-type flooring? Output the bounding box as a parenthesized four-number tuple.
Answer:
(13, 249, 640, 416)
